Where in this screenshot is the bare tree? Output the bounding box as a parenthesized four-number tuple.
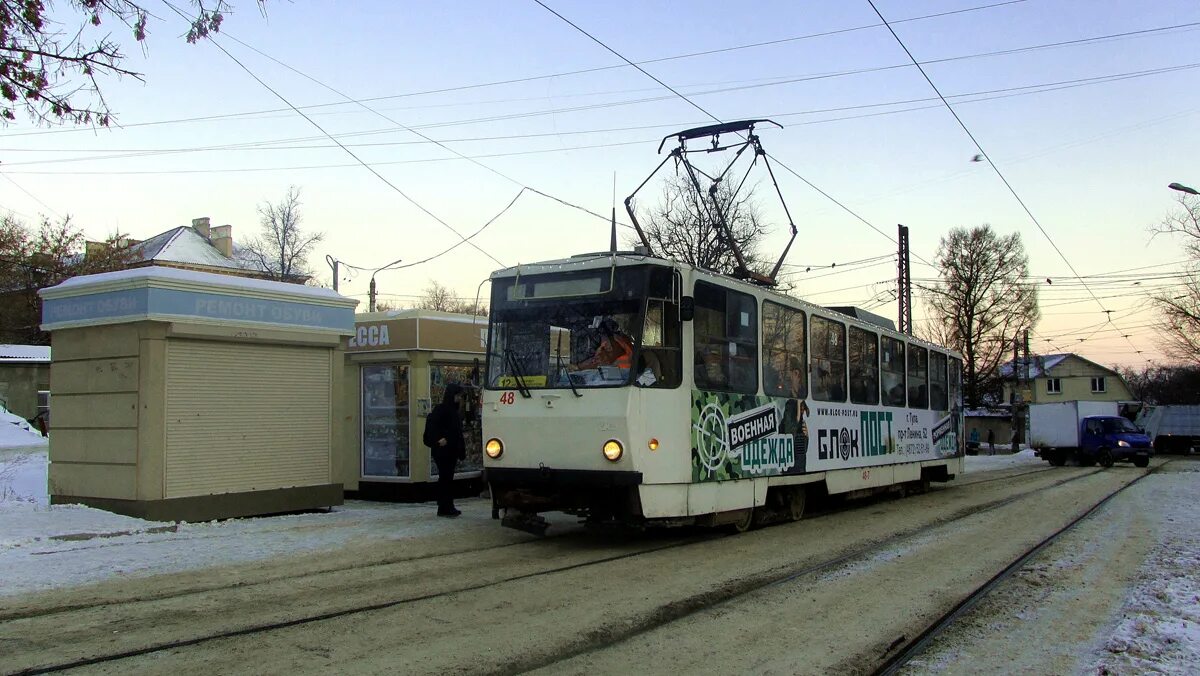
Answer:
(630, 173, 769, 275)
(919, 225, 1040, 408)
(238, 186, 323, 283)
(1148, 193, 1200, 365)
(1117, 363, 1200, 405)
(418, 280, 487, 316)
(0, 214, 137, 343)
(1, 1, 265, 126)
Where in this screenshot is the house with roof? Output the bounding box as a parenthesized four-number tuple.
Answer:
(0, 344, 50, 425)
(1000, 353, 1135, 406)
(86, 217, 308, 284)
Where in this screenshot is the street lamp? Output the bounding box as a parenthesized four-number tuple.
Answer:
(368, 257, 404, 312)
(1168, 182, 1199, 196)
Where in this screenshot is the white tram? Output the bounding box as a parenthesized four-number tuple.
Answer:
(481, 252, 964, 533)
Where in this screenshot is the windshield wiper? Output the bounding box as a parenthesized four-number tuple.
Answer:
(503, 348, 533, 399)
(555, 330, 582, 397)
(555, 352, 582, 397)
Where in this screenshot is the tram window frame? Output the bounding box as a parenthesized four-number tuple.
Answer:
(762, 301, 807, 399)
(908, 344, 929, 409)
(929, 351, 949, 411)
(949, 356, 963, 409)
(810, 315, 847, 402)
(692, 281, 758, 394)
(638, 268, 683, 389)
(881, 336, 906, 407)
(848, 325, 879, 405)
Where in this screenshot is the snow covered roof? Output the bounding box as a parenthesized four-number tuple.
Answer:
(130, 227, 242, 270)
(46, 264, 347, 301)
(0, 345, 50, 363)
(999, 353, 1071, 379)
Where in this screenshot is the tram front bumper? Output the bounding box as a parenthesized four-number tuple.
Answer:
(485, 467, 643, 513)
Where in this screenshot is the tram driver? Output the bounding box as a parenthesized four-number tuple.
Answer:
(571, 317, 634, 373)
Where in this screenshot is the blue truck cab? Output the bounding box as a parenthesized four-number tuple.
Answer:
(1079, 415, 1152, 468)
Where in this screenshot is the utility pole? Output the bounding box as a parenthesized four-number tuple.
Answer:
(897, 224, 912, 335)
(1011, 336, 1021, 454)
(325, 255, 340, 293)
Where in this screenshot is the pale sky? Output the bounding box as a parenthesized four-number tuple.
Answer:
(1, 0, 1198, 368)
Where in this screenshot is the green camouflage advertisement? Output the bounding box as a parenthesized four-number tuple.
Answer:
(691, 390, 808, 482)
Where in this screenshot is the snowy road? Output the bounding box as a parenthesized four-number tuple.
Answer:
(3, 455, 1195, 675)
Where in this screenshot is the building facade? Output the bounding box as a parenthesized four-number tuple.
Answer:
(1001, 353, 1134, 406)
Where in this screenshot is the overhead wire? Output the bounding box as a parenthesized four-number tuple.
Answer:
(865, 0, 1147, 359)
(159, 2, 507, 269)
(0, 0, 1040, 140)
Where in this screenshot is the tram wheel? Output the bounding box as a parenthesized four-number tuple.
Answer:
(788, 489, 807, 521)
(726, 508, 754, 533)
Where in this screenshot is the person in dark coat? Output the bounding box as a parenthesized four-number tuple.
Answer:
(424, 383, 466, 517)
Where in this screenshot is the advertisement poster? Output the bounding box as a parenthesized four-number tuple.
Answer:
(691, 390, 960, 482)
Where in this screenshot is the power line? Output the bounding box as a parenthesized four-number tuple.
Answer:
(865, 0, 1145, 359)
(5, 61, 1195, 174)
(161, 2, 506, 269)
(0, 0, 1037, 140)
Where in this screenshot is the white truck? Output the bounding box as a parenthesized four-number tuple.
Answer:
(1029, 401, 1152, 467)
(1135, 405, 1200, 453)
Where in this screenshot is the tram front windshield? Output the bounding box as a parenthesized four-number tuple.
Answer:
(487, 267, 647, 390)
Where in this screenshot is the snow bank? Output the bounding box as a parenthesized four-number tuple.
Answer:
(965, 448, 1044, 471)
(0, 406, 46, 449)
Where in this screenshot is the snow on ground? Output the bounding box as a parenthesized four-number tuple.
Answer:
(1088, 471, 1200, 675)
(0, 446, 1048, 599)
(0, 444, 481, 598)
(964, 447, 1045, 470)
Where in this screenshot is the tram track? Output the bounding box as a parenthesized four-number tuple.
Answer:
(871, 460, 1173, 676)
(0, 461, 1048, 625)
(497, 465, 1116, 674)
(2, 464, 1101, 675)
(0, 528, 565, 623)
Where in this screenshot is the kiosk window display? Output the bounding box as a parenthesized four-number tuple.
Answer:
(361, 364, 410, 478)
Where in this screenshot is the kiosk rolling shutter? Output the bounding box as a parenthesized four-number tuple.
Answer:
(165, 340, 331, 498)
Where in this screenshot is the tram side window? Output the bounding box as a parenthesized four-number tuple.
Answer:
(949, 356, 963, 409)
(693, 281, 758, 394)
(848, 326, 879, 405)
(810, 315, 846, 402)
(929, 351, 949, 411)
(763, 301, 807, 399)
(881, 336, 906, 407)
(908, 344, 929, 409)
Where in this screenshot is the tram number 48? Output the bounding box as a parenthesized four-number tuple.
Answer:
(500, 392, 516, 405)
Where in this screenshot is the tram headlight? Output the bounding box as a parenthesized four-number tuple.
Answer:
(485, 438, 504, 459)
(602, 439, 623, 462)
(648, 438, 660, 451)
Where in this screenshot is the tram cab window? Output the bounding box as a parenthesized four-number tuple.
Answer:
(763, 301, 807, 399)
(881, 336, 906, 407)
(638, 278, 682, 389)
(929, 351, 949, 411)
(693, 281, 758, 393)
(849, 326, 879, 405)
(908, 345, 929, 409)
(810, 315, 846, 402)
